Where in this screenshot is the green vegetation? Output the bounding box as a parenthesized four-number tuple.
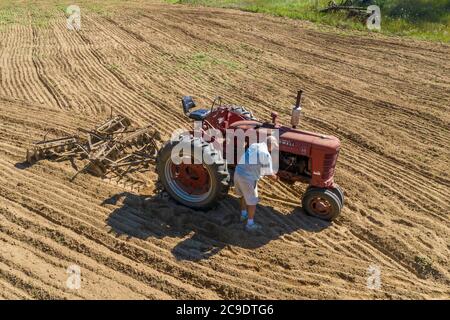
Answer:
(179, 52, 243, 71)
(0, 0, 129, 28)
(1, 0, 448, 41)
(170, 0, 450, 42)
(414, 255, 439, 278)
(106, 63, 121, 71)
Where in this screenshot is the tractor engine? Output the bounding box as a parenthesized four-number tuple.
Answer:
(279, 153, 310, 179)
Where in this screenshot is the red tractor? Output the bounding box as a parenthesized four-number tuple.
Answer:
(156, 91, 344, 220)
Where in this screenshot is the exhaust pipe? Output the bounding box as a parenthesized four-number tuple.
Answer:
(291, 90, 303, 129)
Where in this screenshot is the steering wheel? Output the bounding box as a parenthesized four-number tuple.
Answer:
(210, 96, 222, 113)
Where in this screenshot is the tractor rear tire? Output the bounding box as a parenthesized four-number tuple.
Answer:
(156, 135, 230, 209)
(302, 187, 342, 221)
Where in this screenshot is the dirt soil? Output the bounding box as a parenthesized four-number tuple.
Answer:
(0, 1, 449, 299)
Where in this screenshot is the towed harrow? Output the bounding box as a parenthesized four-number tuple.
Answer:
(26, 115, 162, 190)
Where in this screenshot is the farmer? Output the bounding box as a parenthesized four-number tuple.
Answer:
(234, 135, 279, 232)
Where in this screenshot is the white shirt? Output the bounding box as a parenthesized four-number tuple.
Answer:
(235, 142, 274, 181)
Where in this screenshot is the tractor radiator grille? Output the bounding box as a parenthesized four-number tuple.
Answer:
(322, 153, 338, 180)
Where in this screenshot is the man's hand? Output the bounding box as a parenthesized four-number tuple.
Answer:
(268, 174, 278, 181)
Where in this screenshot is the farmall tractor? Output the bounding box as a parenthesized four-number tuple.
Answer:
(156, 91, 344, 220)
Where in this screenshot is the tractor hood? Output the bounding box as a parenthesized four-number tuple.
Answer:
(279, 129, 341, 155)
(229, 120, 340, 156)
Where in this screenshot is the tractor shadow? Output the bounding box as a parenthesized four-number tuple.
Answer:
(14, 161, 33, 170)
(14, 158, 79, 171)
(104, 191, 331, 262)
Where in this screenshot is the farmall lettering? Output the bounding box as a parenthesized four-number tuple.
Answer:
(280, 139, 294, 147)
(280, 139, 308, 155)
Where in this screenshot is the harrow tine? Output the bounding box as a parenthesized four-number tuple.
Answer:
(26, 136, 79, 164)
(70, 162, 89, 182)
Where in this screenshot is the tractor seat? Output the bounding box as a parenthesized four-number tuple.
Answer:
(188, 109, 210, 121)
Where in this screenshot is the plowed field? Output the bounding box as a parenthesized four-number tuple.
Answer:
(0, 1, 449, 299)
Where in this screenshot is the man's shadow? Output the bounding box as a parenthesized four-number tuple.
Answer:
(103, 191, 331, 262)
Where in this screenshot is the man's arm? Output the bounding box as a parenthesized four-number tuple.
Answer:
(260, 152, 278, 180)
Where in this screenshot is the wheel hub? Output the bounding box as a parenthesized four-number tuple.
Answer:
(171, 162, 210, 195)
(310, 197, 332, 216)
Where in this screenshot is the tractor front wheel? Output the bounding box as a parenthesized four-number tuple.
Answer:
(330, 184, 344, 207)
(302, 187, 342, 221)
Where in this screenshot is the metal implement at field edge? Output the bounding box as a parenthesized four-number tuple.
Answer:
(320, 0, 369, 20)
(25, 115, 162, 188)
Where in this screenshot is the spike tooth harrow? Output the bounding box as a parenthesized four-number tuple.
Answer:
(25, 115, 162, 185)
(94, 115, 131, 134)
(26, 136, 80, 164)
